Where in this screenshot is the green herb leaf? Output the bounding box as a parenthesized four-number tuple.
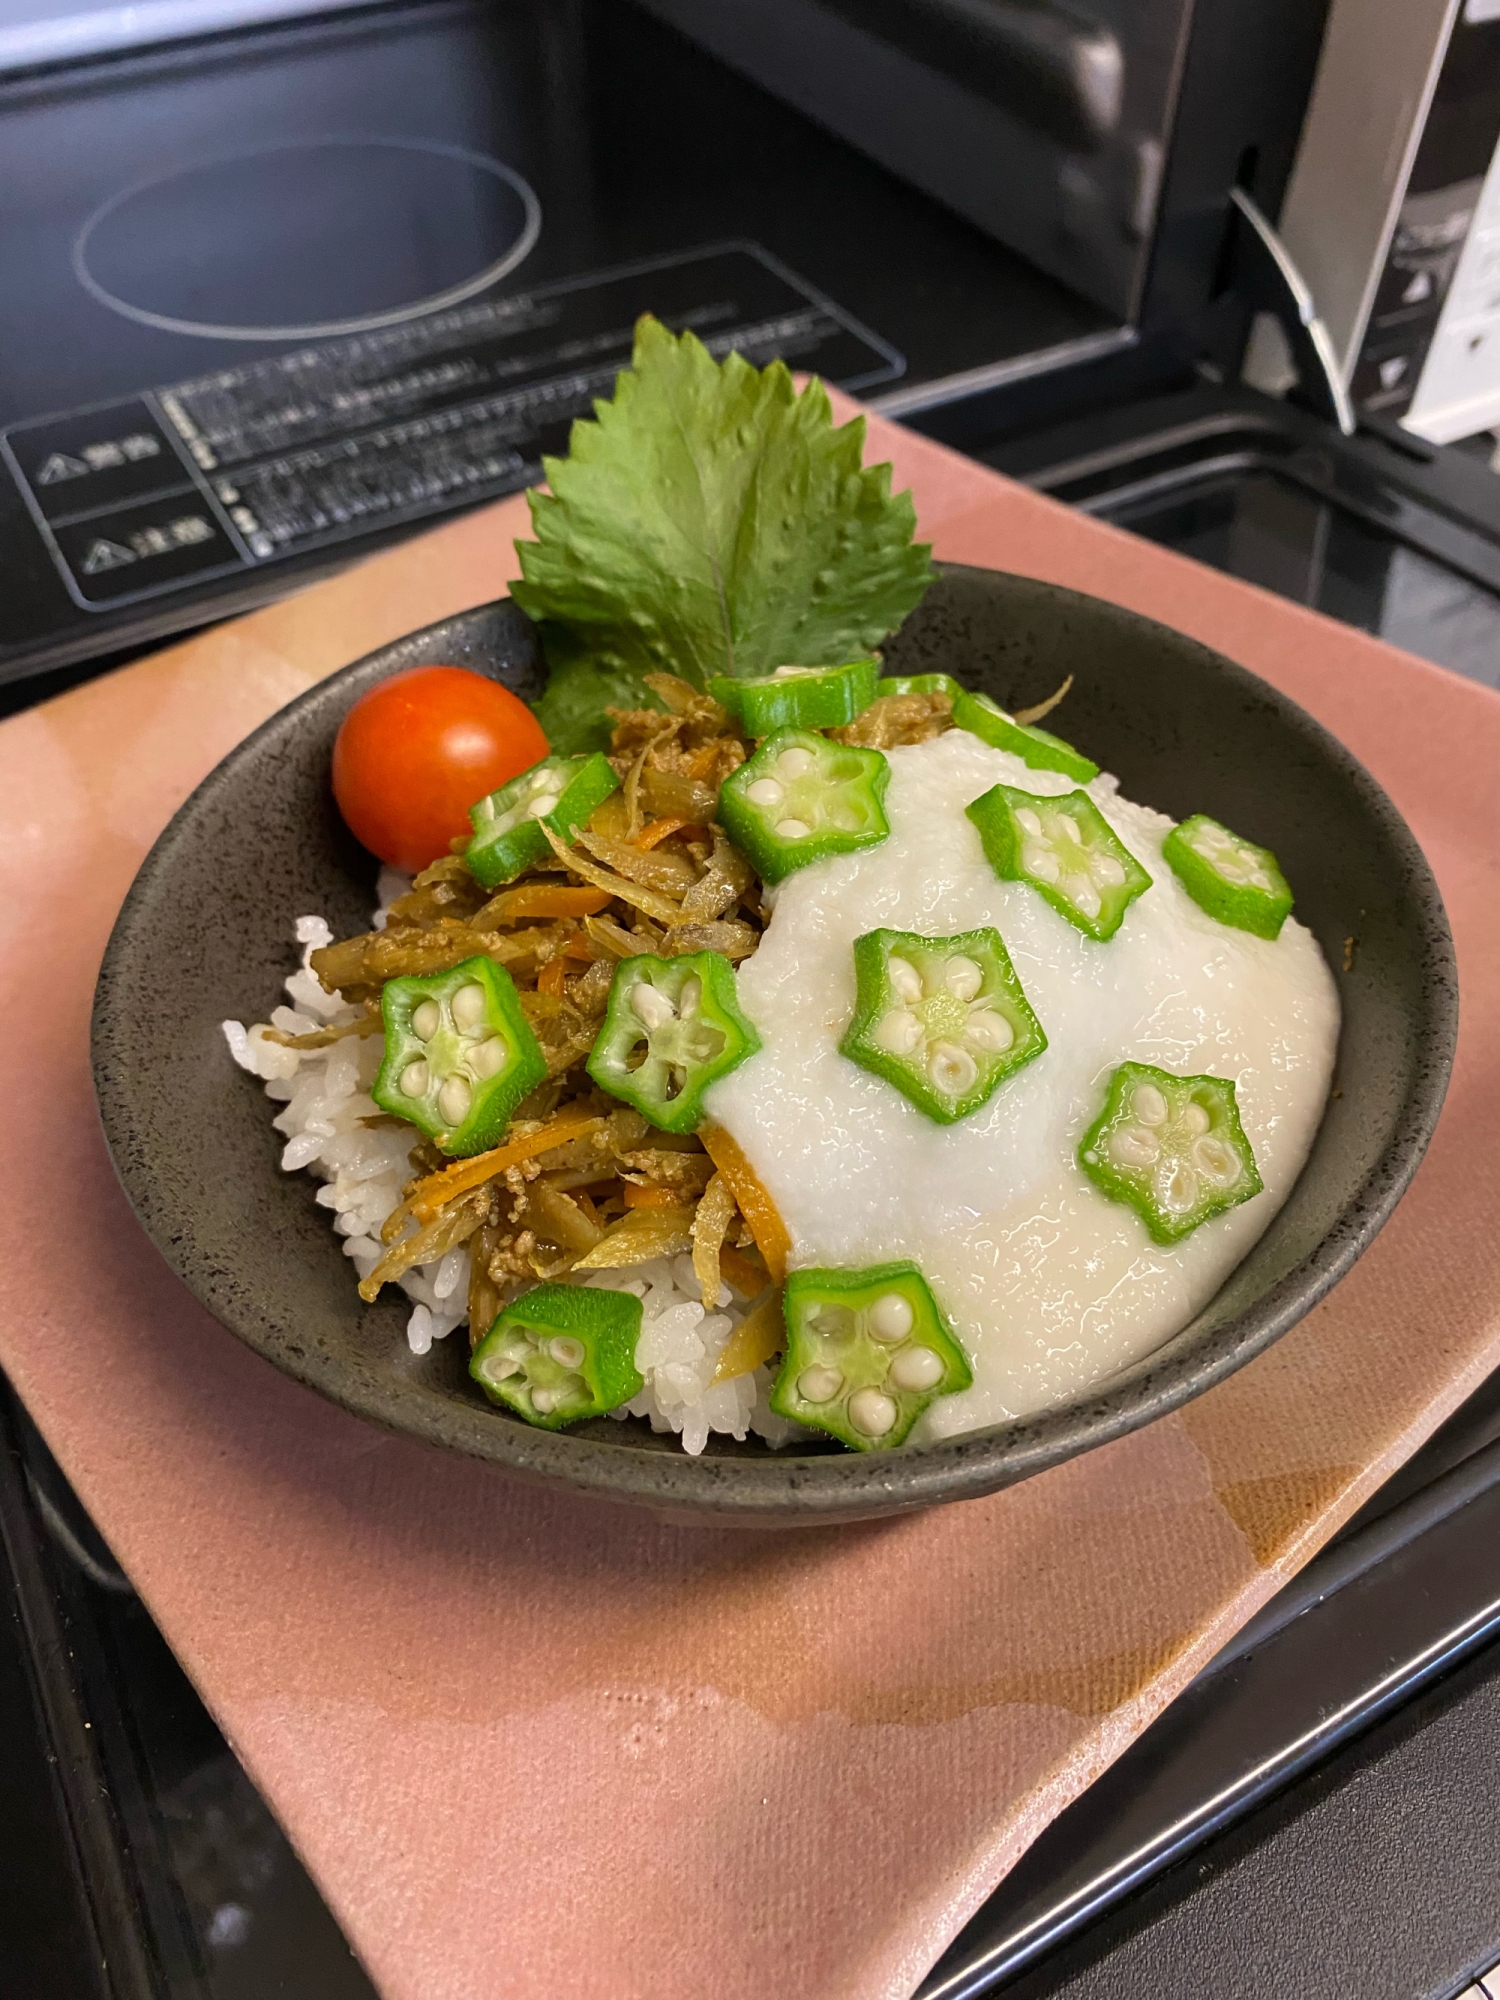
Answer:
(512, 318, 934, 728)
(527, 624, 665, 756)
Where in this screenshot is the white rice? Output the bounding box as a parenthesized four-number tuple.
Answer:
(223, 899, 798, 1452)
(585, 1259, 800, 1453)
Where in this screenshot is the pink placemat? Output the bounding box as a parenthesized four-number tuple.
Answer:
(3, 408, 1499, 2000)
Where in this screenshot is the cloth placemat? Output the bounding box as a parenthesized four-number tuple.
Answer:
(2, 407, 1498, 2000)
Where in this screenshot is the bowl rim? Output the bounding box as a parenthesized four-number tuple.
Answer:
(92, 566, 1459, 1521)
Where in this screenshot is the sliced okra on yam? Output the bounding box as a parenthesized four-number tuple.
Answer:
(951, 689, 1099, 784)
(1162, 814, 1293, 940)
(840, 926, 1046, 1124)
(967, 782, 1151, 941)
(1078, 1061, 1263, 1245)
(771, 1262, 972, 1450)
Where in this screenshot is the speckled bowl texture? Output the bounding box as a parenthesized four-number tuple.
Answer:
(91, 566, 1457, 1523)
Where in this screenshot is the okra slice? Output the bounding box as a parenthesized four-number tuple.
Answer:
(372, 955, 546, 1156)
(952, 689, 1099, 783)
(466, 752, 621, 889)
(470, 1282, 643, 1428)
(1078, 1061, 1263, 1245)
(586, 950, 761, 1135)
(875, 671, 963, 701)
(718, 729, 891, 884)
(1162, 814, 1293, 940)
(710, 659, 878, 735)
(839, 926, 1046, 1124)
(770, 1262, 972, 1450)
(967, 782, 1151, 941)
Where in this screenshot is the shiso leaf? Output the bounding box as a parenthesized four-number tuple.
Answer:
(529, 624, 665, 757)
(515, 317, 934, 751)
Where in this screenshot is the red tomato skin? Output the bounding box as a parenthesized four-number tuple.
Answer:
(332, 666, 549, 870)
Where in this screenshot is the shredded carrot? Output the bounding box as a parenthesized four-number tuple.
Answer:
(563, 934, 596, 960)
(484, 884, 614, 921)
(683, 743, 723, 780)
(536, 957, 568, 998)
(632, 817, 688, 850)
(407, 1111, 605, 1222)
(719, 1243, 767, 1298)
(698, 1123, 790, 1281)
(622, 1182, 679, 1209)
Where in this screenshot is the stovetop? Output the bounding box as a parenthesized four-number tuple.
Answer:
(0, 0, 1116, 685)
(0, 0, 1107, 425)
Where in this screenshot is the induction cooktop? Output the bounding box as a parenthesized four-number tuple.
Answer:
(0, 0, 1117, 686)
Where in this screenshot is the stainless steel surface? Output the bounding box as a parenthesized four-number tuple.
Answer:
(1274, 0, 1458, 380)
(1230, 189, 1354, 434)
(869, 324, 1137, 417)
(1270, 0, 1500, 442)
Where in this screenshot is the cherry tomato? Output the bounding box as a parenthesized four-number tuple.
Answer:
(332, 666, 549, 871)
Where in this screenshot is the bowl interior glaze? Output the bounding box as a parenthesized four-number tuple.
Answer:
(92, 567, 1457, 1524)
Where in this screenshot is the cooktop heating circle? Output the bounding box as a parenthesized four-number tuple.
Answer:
(72, 137, 543, 342)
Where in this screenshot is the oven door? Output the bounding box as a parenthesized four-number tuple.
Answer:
(632, 0, 1196, 317)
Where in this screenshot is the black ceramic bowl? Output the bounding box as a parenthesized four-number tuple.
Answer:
(92, 567, 1457, 1524)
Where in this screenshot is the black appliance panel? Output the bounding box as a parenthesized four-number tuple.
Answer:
(1, 244, 897, 630)
(0, 0, 1117, 684)
(633, 0, 1196, 317)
